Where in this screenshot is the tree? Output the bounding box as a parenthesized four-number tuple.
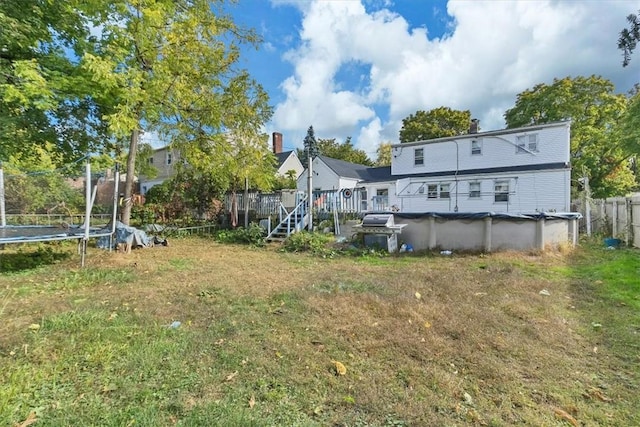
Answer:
(0, 0, 112, 166)
(83, 0, 272, 224)
(399, 107, 471, 143)
(299, 126, 320, 165)
(316, 137, 373, 166)
(375, 142, 392, 166)
(619, 10, 640, 67)
(3, 148, 84, 214)
(504, 76, 634, 197)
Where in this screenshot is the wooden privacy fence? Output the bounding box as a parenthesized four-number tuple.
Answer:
(574, 195, 640, 247)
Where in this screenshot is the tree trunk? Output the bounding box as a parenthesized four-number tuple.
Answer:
(121, 128, 139, 225)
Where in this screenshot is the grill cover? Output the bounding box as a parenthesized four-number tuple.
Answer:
(361, 214, 395, 227)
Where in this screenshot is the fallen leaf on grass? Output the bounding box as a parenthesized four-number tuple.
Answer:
(585, 387, 612, 402)
(423, 321, 432, 329)
(28, 324, 40, 331)
(225, 371, 238, 382)
(15, 412, 37, 427)
(332, 360, 347, 376)
(248, 395, 255, 409)
(415, 292, 421, 300)
(554, 407, 579, 426)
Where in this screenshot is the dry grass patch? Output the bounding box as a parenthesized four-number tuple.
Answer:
(1, 238, 637, 426)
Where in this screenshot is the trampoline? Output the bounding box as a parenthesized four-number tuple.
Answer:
(0, 160, 120, 266)
(0, 225, 109, 244)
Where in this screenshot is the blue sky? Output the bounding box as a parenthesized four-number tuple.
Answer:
(151, 0, 640, 160)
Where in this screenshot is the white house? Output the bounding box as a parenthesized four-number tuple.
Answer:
(390, 120, 572, 213)
(296, 156, 396, 212)
(297, 120, 571, 214)
(272, 132, 304, 180)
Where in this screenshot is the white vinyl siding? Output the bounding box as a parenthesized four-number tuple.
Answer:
(390, 122, 568, 176)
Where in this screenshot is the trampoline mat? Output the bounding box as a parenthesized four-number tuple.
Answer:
(0, 225, 97, 243)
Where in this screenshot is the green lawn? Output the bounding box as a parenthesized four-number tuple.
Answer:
(1, 238, 638, 426)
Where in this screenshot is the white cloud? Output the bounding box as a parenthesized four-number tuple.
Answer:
(271, 0, 640, 158)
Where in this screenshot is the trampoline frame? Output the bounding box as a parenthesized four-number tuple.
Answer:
(0, 160, 120, 266)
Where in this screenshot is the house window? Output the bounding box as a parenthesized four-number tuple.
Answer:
(166, 152, 173, 165)
(360, 189, 368, 211)
(471, 139, 482, 155)
(439, 183, 450, 199)
(469, 182, 481, 198)
(147, 157, 154, 164)
(516, 134, 538, 153)
(414, 148, 424, 166)
(427, 184, 438, 199)
(494, 181, 509, 203)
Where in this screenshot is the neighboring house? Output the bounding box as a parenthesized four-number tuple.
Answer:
(272, 132, 304, 179)
(139, 132, 303, 195)
(299, 120, 571, 214)
(139, 147, 180, 195)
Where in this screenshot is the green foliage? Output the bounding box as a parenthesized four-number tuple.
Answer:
(300, 126, 319, 165)
(214, 223, 266, 246)
(618, 9, 640, 67)
(504, 75, 634, 197)
(143, 173, 225, 224)
(282, 231, 335, 255)
(3, 151, 85, 214)
(375, 142, 392, 166)
(399, 107, 471, 142)
(0, 245, 71, 273)
(316, 137, 373, 165)
(0, 0, 112, 165)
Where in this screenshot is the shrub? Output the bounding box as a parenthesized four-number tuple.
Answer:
(214, 223, 266, 246)
(282, 231, 334, 255)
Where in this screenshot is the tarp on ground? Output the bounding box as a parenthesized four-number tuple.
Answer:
(97, 221, 151, 249)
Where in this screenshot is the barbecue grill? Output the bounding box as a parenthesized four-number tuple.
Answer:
(353, 214, 407, 252)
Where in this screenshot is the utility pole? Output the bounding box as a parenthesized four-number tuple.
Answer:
(0, 162, 6, 227)
(244, 176, 249, 229)
(307, 147, 313, 231)
(583, 173, 591, 237)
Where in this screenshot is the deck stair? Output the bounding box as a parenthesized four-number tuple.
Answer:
(266, 195, 308, 242)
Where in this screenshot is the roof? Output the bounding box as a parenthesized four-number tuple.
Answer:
(317, 155, 393, 183)
(275, 150, 296, 168)
(393, 120, 571, 148)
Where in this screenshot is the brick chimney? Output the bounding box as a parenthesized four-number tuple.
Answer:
(272, 132, 283, 154)
(469, 119, 480, 134)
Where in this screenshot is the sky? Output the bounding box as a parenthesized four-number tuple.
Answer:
(155, 0, 640, 160)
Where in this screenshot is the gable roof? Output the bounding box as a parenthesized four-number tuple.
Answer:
(317, 155, 393, 183)
(275, 150, 296, 168)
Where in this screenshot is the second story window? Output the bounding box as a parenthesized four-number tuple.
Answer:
(414, 148, 424, 166)
(166, 152, 173, 165)
(516, 134, 538, 153)
(471, 139, 482, 155)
